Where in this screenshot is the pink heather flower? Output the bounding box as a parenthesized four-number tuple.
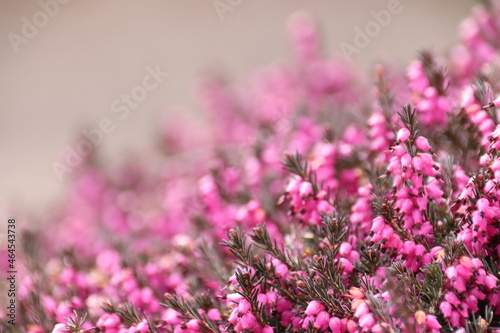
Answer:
(425, 314, 442, 331)
(440, 301, 452, 318)
(300, 181, 313, 197)
(371, 217, 385, 233)
(281, 311, 294, 326)
(165, 308, 183, 325)
(257, 293, 268, 306)
(207, 308, 221, 321)
(186, 318, 201, 330)
(136, 321, 149, 333)
(266, 291, 277, 304)
(314, 311, 330, 330)
(339, 242, 352, 256)
(452, 276, 467, 293)
(238, 299, 251, 314)
(329, 317, 343, 332)
(301, 316, 315, 330)
(291, 316, 302, 329)
(450, 311, 461, 327)
(354, 302, 370, 317)
(401, 153, 412, 168)
(407, 61, 429, 93)
(275, 263, 289, 277)
(305, 300, 325, 316)
(228, 308, 239, 325)
(358, 313, 376, 330)
(371, 324, 384, 333)
(397, 128, 411, 142)
(484, 274, 498, 289)
(446, 266, 458, 280)
(415, 136, 432, 151)
(276, 298, 291, 312)
(444, 292, 461, 306)
(346, 319, 357, 333)
(339, 257, 354, 273)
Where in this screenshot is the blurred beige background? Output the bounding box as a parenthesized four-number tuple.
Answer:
(0, 0, 473, 215)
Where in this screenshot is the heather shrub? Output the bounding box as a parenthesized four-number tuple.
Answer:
(3, 2, 500, 333)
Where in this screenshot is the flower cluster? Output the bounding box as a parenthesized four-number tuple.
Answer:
(3, 2, 500, 333)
